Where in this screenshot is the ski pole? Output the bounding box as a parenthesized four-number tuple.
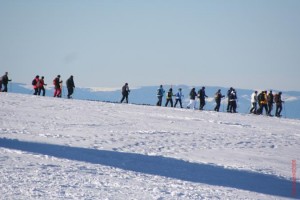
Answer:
(283, 103, 287, 118)
(10, 82, 12, 92)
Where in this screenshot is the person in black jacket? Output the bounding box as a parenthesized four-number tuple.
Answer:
(267, 90, 274, 116)
(226, 87, 233, 112)
(187, 88, 197, 109)
(275, 92, 284, 117)
(120, 83, 130, 103)
(66, 75, 75, 99)
(214, 89, 225, 112)
(1, 72, 12, 92)
(198, 87, 208, 110)
(229, 89, 238, 113)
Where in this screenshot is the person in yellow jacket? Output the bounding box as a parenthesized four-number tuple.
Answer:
(257, 91, 269, 115)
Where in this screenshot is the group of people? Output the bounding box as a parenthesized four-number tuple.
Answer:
(0, 72, 286, 117)
(250, 90, 284, 117)
(0, 72, 12, 92)
(31, 75, 75, 99)
(155, 85, 284, 117)
(156, 85, 235, 112)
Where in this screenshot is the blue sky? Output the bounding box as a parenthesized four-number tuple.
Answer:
(1, 0, 299, 91)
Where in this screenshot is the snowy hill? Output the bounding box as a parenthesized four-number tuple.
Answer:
(0, 93, 299, 199)
(7, 82, 300, 119)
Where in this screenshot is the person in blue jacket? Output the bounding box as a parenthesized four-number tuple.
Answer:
(174, 88, 184, 108)
(156, 85, 165, 106)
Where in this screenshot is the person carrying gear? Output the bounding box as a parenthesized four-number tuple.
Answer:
(187, 88, 197, 109)
(120, 83, 130, 103)
(174, 88, 184, 108)
(32, 75, 40, 95)
(38, 76, 47, 96)
(275, 92, 284, 117)
(66, 75, 75, 99)
(257, 91, 268, 115)
(198, 87, 208, 110)
(1, 72, 12, 92)
(165, 88, 174, 107)
(53, 75, 63, 97)
(214, 89, 225, 112)
(229, 89, 238, 113)
(156, 85, 165, 106)
(226, 87, 233, 112)
(250, 91, 258, 114)
(267, 90, 274, 116)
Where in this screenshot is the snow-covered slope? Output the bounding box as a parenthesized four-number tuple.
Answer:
(0, 93, 299, 199)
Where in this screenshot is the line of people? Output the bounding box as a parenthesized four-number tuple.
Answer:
(250, 90, 284, 117)
(156, 85, 284, 117)
(31, 75, 75, 99)
(156, 85, 235, 112)
(1, 71, 286, 118)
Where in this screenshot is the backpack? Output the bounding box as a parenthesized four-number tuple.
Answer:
(258, 93, 264, 102)
(167, 91, 172, 98)
(32, 79, 37, 86)
(157, 88, 163, 96)
(274, 94, 279, 103)
(53, 79, 57, 86)
(214, 92, 219, 100)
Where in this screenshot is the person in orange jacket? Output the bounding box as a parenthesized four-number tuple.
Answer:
(257, 91, 269, 115)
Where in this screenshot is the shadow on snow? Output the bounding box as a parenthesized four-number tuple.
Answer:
(0, 138, 297, 199)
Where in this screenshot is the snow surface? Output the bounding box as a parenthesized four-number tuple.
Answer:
(0, 93, 299, 199)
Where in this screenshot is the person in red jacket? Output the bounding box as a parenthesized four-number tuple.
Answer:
(38, 76, 47, 96)
(32, 75, 40, 95)
(53, 75, 63, 97)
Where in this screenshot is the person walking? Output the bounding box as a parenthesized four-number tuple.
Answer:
(228, 89, 238, 113)
(53, 75, 63, 97)
(257, 91, 268, 115)
(187, 88, 197, 109)
(226, 87, 233, 112)
(267, 90, 274, 116)
(1, 72, 12, 92)
(66, 75, 75, 99)
(120, 83, 130, 103)
(250, 91, 258, 114)
(214, 89, 225, 112)
(38, 76, 47, 96)
(32, 75, 40, 95)
(174, 88, 184, 108)
(156, 85, 165, 106)
(198, 87, 208, 110)
(165, 88, 174, 107)
(275, 92, 284, 117)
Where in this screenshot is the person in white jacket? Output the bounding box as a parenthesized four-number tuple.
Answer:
(250, 91, 258, 114)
